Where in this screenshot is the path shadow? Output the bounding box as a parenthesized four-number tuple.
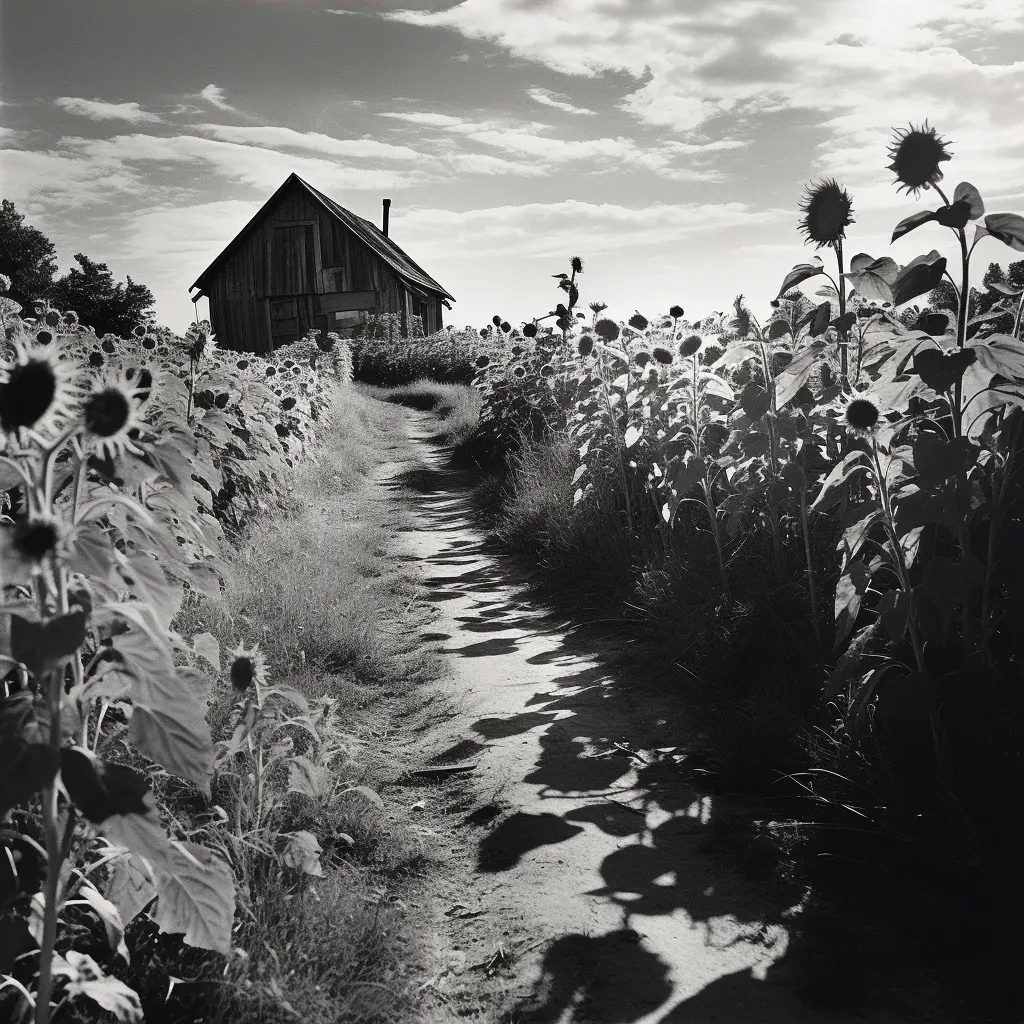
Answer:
(385, 412, 949, 1024)
(477, 812, 584, 872)
(512, 930, 672, 1023)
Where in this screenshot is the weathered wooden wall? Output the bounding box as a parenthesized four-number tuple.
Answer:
(204, 179, 444, 353)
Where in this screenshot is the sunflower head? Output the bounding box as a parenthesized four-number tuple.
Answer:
(845, 397, 880, 436)
(589, 301, 607, 315)
(628, 312, 649, 332)
(12, 516, 61, 563)
(669, 305, 684, 320)
(570, 256, 584, 274)
(577, 335, 595, 357)
(229, 641, 267, 693)
(513, 365, 527, 379)
(522, 323, 538, 338)
(0, 336, 78, 435)
(475, 355, 491, 369)
(595, 318, 620, 342)
(887, 122, 952, 196)
(82, 374, 144, 460)
(679, 334, 703, 358)
(633, 350, 652, 367)
(798, 178, 855, 249)
(652, 346, 673, 365)
(540, 363, 555, 377)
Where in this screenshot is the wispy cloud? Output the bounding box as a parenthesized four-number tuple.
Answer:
(526, 87, 596, 116)
(194, 124, 423, 162)
(199, 84, 241, 114)
(55, 97, 161, 124)
(395, 199, 786, 259)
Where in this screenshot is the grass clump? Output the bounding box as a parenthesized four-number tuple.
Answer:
(380, 380, 482, 446)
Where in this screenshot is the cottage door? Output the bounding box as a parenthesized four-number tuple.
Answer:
(267, 223, 317, 347)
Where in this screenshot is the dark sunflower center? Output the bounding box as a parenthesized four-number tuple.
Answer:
(1, 359, 58, 431)
(653, 347, 673, 365)
(800, 180, 853, 247)
(845, 399, 880, 430)
(887, 125, 951, 193)
(84, 388, 130, 437)
(230, 656, 255, 691)
(679, 335, 702, 357)
(13, 519, 59, 561)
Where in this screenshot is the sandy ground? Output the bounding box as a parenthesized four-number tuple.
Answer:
(378, 410, 911, 1024)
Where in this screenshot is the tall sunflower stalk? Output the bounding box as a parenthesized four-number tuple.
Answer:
(798, 179, 856, 389)
(887, 123, 968, 420)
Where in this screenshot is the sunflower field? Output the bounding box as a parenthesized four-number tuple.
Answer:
(0, 297, 352, 1023)
(459, 125, 1024, 888)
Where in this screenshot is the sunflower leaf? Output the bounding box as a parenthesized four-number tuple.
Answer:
(983, 213, 1024, 252)
(843, 254, 898, 305)
(776, 258, 825, 298)
(952, 182, 984, 220)
(891, 209, 939, 242)
(893, 252, 947, 306)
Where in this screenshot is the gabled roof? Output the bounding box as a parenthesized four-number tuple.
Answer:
(190, 173, 453, 301)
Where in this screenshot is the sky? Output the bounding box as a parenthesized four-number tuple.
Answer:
(2, 0, 1023, 336)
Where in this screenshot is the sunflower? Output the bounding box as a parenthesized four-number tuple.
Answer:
(229, 641, 268, 693)
(844, 396, 881, 437)
(669, 305, 684, 320)
(887, 122, 952, 196)
(577, 335, 595, 357)
(798, 179, 855, 249)
(81, 371, 145, 460)
(0, 333, 79, 436)
(652, 346, 673, 365)
(633, 350, 652, 367)
(522, 323, 538, 339)
(679, 334, 703, 358)
(476, 355, 491, 369)
(11, 515, 62, 563)
(540, 363, 555, 377)
(594, 318, 620, 342)
(628, 312, 649, 332)
(513, 365, 527, 379)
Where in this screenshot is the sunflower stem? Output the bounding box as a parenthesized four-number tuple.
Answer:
(835, 239, 850, 390)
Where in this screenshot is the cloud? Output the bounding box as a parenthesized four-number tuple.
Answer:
(0, 145, 145, 208)
(379, 110, 738, 180)
(384, 0, 1024, 197)
(394, 199, 785, 259)
(55, 97, 161, 124)
(526, 87, 596, 116)
(200, 84, 241, 114)
(62, 133, 425, 195)
(194, 123, 423, 162)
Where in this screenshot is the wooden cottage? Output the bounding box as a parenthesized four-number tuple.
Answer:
(189, 173, 454, 352)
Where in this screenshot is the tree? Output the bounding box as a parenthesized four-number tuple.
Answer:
(0, 199, 58, 309)
(927, 259, 1024, 332)
(49, 253, 155, 338)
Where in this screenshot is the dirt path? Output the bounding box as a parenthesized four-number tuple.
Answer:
(379, 410, 894, 1024)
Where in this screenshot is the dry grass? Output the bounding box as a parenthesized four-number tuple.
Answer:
(152, 387, 447, 1024)
(377, 380, 481, 446)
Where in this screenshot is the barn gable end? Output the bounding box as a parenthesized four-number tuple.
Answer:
(190, 174, 452, 353)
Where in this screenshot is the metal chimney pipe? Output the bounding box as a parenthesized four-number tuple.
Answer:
(382, 198, 391, 237)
